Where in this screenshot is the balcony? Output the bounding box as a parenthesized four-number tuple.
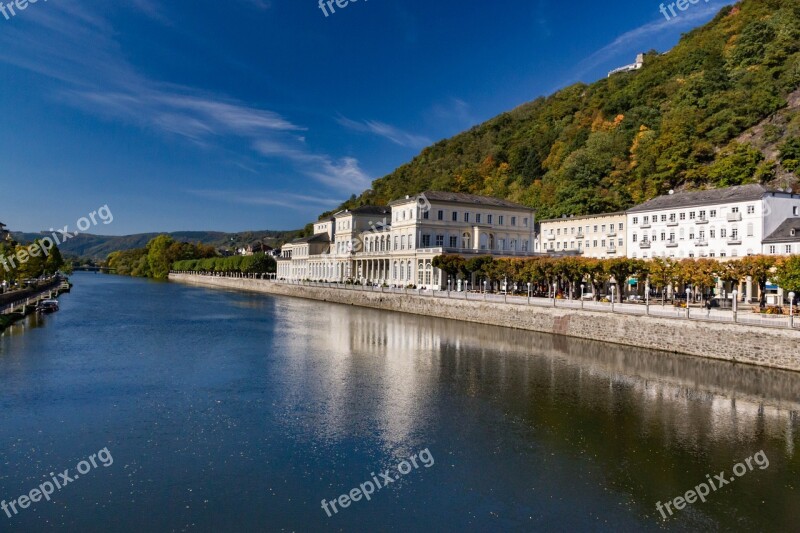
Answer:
(727, 238, 742, 245)
(666, 241, 679, 248)
(667, 221, 678, 227)
(639, 241, 651, 249)
(695, 218, 709, 225)
(607, 231, 617, 237)
(606, 247, 618, 255)
(547, 234, 556, 240)
(640, 223, 652, 229)
(694, 240, 708, 247)
(727, 212, 742, 222)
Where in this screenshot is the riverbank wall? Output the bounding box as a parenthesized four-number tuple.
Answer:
(169, 273, 800, 372)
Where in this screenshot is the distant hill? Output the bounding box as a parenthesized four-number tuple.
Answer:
(330, 0, 800, 221)
(11, 230, 301, 260)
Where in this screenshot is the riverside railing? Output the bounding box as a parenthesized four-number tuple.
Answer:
(170, 271, 800, 331)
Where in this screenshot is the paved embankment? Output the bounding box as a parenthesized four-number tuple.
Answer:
(169, 273, 800, 373)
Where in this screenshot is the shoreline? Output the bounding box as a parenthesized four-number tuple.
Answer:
(169, 273, 800, 373)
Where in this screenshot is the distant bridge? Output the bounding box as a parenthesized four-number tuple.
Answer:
(73, 266, 115, 272)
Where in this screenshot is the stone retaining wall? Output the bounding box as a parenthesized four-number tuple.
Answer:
(169, 274, 800, 372)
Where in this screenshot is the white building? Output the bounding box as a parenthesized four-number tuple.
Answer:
(626, 184, 800, 260)
(277, 191, 537, 288)
(536, 212, 627, 259)
(762, 217, 800, 256)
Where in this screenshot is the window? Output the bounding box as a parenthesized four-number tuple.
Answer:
(449, 236, 458, 247)
(618, 238, 623, 247)
(557, 228, 561, 236)
(436, 235, 444, 246)
(699, 230, 705, 240)
(747, 223, 754, 237)
(720, 252, 727, 258)
(747, 205, 755, 214)
(643, 216, 649, 224)
(786, 245, 793, 254)
(669, 213, 676, 222)
(452, 211, 458, 221)
(498, 216, 505, 225)
(476, 214, 481, 224)
(794, 207, 799, 216)
(661, 232, 666, 241)
(487, 215, 493, 224)
(669, 232, 675, 242)
(437, 210, 444, 221)
(401, 235, 406, 250)
(511, 216, 517, 226)
(601, 225, 606, 232)
(464, 212, 470, 223)
(556, 242, 561, 250)
(421, 235, 431, 247)
(593, 240, 598, 247)
(679, 213, 686, 220)
(721, 228, 727, 238)
(732, 207, 739, 213)
(619, 223, 624, 230)
(423, 210, 429, 220)
(571, 227, 575, 235)
(689, 232, 695, 240)
(699, 210, 706, 220)
(594, 225, 599, 232)
(522, 240, 529, 251)
(661, 214, 667, 222)
(710, 210, 717, 218)
(710, 229, 716, 239)
(585, 240, 590, 248)
(632, 234, 638, 243)
(731, 228, 739, 239)
(689, 212, 696, 220)
(394, 236, 399, 250)
(633, 217, 639, 225)
(524, 218, 529, 227)
(769, 245, 777, 254)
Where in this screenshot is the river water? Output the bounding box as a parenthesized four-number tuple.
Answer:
(0, 272, 797, 532)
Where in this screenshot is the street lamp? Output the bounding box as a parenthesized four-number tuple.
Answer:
(484, 280, 488, 301)
(732, 289, 738, 323)
(686, 287, 692, 319)
(790, 292, 795, 329)
(553, 282, 558, 308)
(610, 285, 615, 312)
(527, 282, 532, 305)
(580, 283, 585, 310)
(645, 280, 650, 316)
(448, 277, 451, 295)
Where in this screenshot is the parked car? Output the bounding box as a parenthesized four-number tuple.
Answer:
(581, 292, 595, 300)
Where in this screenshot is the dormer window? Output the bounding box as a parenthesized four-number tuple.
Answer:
(792, 229, 797, 237)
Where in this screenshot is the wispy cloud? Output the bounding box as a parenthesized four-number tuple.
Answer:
(569, 1, 734, 83)
(336, 116, 432, 149)
(0, 1, 367, 196)
(188, 189, 338, 210)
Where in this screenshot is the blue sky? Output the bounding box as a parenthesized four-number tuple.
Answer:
(0, 0, 733, 235)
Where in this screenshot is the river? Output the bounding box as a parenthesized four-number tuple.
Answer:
(0, 272, 797, 532)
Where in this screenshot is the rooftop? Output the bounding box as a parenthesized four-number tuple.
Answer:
(334, 205, 391, 217)
(763, 218, 800, 243)
(539, 211, 626, 224)
(290, 233, 331, 244)
(391, 191, 533, 211)
(627, 184, 778, 213)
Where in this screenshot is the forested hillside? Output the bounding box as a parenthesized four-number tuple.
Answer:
(334, 0, 800, 220)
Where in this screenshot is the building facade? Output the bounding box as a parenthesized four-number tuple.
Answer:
(536, 212, 627, 259)
(277, 191, 537, 288)
(762, 217, 800, 256)
(626, 185, 800, 260)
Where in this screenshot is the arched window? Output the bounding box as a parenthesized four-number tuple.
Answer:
(462, 232, 471, 249)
